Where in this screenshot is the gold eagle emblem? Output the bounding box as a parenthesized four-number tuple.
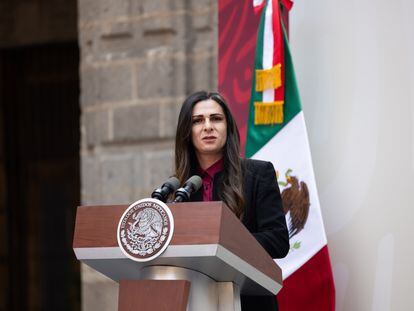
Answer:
(279, 169, 310, 238)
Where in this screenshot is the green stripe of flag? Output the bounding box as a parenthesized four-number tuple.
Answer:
(246, 26, 303, 158)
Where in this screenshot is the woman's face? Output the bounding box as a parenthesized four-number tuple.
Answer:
(191, 99, 227, 158)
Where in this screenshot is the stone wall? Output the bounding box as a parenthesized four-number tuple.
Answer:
(77, 0, 218, 310)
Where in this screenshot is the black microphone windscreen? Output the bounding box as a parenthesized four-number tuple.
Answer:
(187, 175, 202, 191)
(164, 176, 180, 190)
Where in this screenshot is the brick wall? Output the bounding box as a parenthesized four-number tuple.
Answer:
(77, 0, 218, 310)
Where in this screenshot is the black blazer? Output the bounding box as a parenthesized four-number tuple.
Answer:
(190, 158, 289, 311)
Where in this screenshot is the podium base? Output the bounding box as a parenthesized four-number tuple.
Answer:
(140, 266, 241, 311)
(118, 279, 190, 311)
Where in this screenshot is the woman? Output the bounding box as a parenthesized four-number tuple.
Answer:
(175, 91, 289, 311)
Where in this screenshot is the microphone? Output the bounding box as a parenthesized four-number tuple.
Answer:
(151, 176, 180, 202)
(173, 175, 203, 203)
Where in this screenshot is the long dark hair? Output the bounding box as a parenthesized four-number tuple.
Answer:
(175, 91, 245, 218)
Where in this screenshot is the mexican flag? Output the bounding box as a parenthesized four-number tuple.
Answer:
(247, 0, 336, 309)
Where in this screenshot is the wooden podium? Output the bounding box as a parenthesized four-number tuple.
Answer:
(73, 201, 283, 311)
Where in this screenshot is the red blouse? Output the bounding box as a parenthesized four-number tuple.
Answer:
(197, 158, 223, 201)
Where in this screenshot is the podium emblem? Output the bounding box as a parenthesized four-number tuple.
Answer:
(117, 198, 174, 262)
